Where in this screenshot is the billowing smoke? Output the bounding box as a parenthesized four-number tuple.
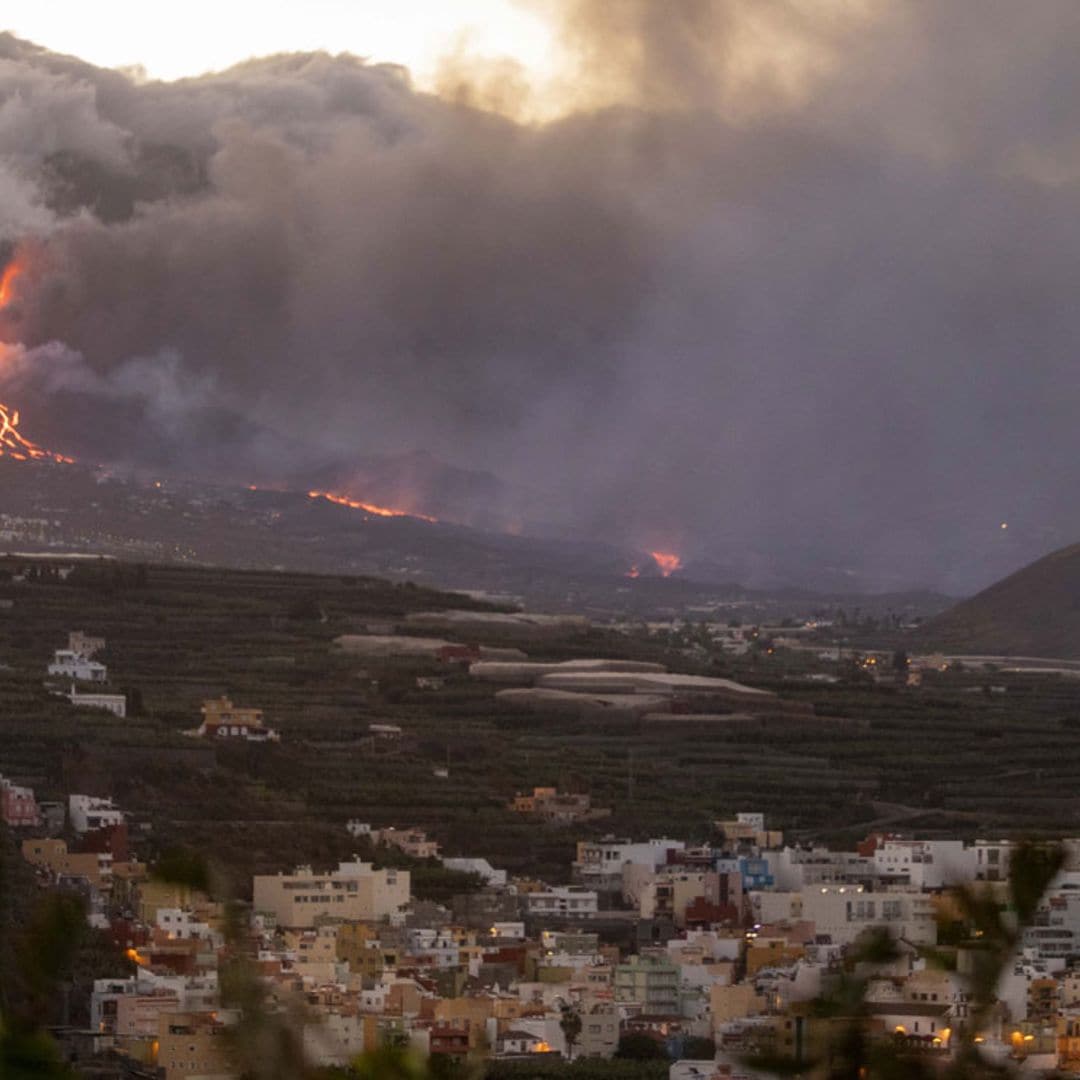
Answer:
(2, 2, 1079, 592)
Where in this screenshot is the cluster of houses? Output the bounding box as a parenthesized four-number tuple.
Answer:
(20, 794, 141, 921)
(41, 630, 283, 743)
(46, 631, 128, 717)
(12, 779, 1080, 1079)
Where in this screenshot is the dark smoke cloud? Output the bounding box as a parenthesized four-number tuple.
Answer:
(1, 3, 1079, 592)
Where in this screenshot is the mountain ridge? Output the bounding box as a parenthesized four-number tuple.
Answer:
(918, 540, 1080, 658)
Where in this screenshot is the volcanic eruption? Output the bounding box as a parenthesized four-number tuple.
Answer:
(0, 256, 74, 465)
(307, 490, 438, 523)
(650, 551, 683, 577)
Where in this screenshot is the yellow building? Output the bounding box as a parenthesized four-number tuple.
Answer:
(137, 880, 198, 925)
(22, 837, 66, 866)
(253, 860, 409, 929)
(155, 1012, 232, 1080)
(1057, 1016, 1080, 1071)
(195, 696, 278, 742)
(434, 998, 495, 1051)
(287, 925, 340, 982)
(336, 923, 386, 979)
(200, 696, 263, 728)
(711, 983, 767, 1027)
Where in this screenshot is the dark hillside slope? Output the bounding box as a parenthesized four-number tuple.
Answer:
(4, 557, 1080, 872)
(919, 541, 1080, 658)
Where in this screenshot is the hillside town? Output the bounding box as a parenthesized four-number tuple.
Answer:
(4, 586, 1080, 1079)
(6, 768, 1080, 1078)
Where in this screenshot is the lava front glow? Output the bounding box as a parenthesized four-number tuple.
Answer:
(650, 551, 683, 577)
(0, 402, 74, 464)
(308, 490, 437, 523)
(0, 259, 74, 465)
(0, 260, 19, 309)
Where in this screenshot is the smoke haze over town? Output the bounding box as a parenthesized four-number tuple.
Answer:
(2, 1, 1079, 593)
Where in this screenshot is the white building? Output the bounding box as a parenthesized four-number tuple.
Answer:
(766, 847, 875, 890)
(48, 649, 107, 682)
(799, 886, 937, 947)
(526, 886, 599, 917)
(69, 794, 125, 834)
(442, 857, 508, 887)
(156, 908, 219, 944)
(752, 886, 937, 948)
(67, 687, 127, 718)
(90, 971, 218, 1034)
(574, 837, 686, 892)
(407, 928, 462, 968)
(969, 839, 1014, 883)
(872, 839, 971, 889)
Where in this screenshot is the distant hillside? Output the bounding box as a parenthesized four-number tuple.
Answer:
(919, 541, 1080, 658)
(0, 457, 950, 620)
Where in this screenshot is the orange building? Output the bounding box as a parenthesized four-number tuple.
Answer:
(194, 696, 279, 742)
(22, 837, 114, 891)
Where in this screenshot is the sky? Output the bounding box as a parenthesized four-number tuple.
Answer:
(2, 2, 557, 85)
(0, 1, 1078, 595)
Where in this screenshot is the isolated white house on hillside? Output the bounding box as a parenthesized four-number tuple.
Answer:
(48, 649, 107, 682)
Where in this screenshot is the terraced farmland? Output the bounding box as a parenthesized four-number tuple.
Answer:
(1, 558, 1079, 889)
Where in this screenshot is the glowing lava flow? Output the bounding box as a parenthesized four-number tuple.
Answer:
(0, 256, 75, 465)
(0, 261, 19, 308)
(650, 550, 683, 577)
(307, 490, 437, 523)
(0, 402, 74, 464)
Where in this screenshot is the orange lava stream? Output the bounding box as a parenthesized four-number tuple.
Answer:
(650, 550, 683, 577)
(0, 261, 20, 309)
(308, 489, 437, 523)
(1, 253, 436, 510)
(0, 402, 74, 464)
(0, 258, 75, 465)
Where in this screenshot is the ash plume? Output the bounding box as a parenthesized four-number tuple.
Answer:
(1, 3, 1079, 592)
